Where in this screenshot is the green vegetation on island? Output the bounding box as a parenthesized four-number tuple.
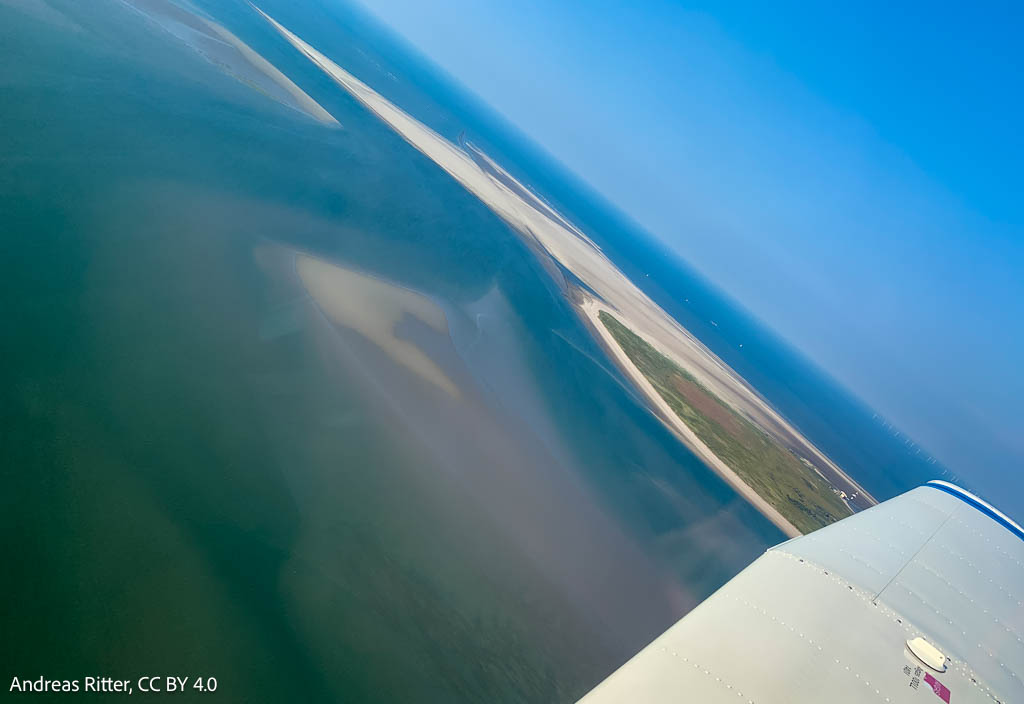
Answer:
(599, 311, 851, 533)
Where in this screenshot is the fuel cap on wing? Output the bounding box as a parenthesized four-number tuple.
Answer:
(907, 636, 948, 672)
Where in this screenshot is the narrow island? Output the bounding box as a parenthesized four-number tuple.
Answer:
(257, 12, 876, 536)
(597, 310, 853, 535)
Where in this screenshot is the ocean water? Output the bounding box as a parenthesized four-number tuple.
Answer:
(0, 0, 936, 701)
(264, 0, 942, 501)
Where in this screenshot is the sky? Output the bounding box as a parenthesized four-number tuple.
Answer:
(348, 0, 1024, 501)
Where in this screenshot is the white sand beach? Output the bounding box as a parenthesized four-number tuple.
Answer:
(580, 297, 801, 537)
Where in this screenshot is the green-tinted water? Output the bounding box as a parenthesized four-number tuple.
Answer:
(1, 1, 781, 700)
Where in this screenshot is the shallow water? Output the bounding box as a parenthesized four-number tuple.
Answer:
(0, 1, 916, 701)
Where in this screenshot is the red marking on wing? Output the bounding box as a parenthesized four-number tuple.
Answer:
(923, 673, 951, 703)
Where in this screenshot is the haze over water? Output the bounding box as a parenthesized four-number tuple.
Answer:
(1, 0, 942, 700)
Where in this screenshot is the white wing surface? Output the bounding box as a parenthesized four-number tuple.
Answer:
(580, 481, 1024, 703)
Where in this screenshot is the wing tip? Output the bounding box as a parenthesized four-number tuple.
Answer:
(925, 479, 1024, 540)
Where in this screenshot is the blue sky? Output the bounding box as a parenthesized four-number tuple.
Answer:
(350, 0, 1023, 500)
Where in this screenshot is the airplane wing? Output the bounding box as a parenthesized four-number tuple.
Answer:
(579, 481, 1023, 703)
